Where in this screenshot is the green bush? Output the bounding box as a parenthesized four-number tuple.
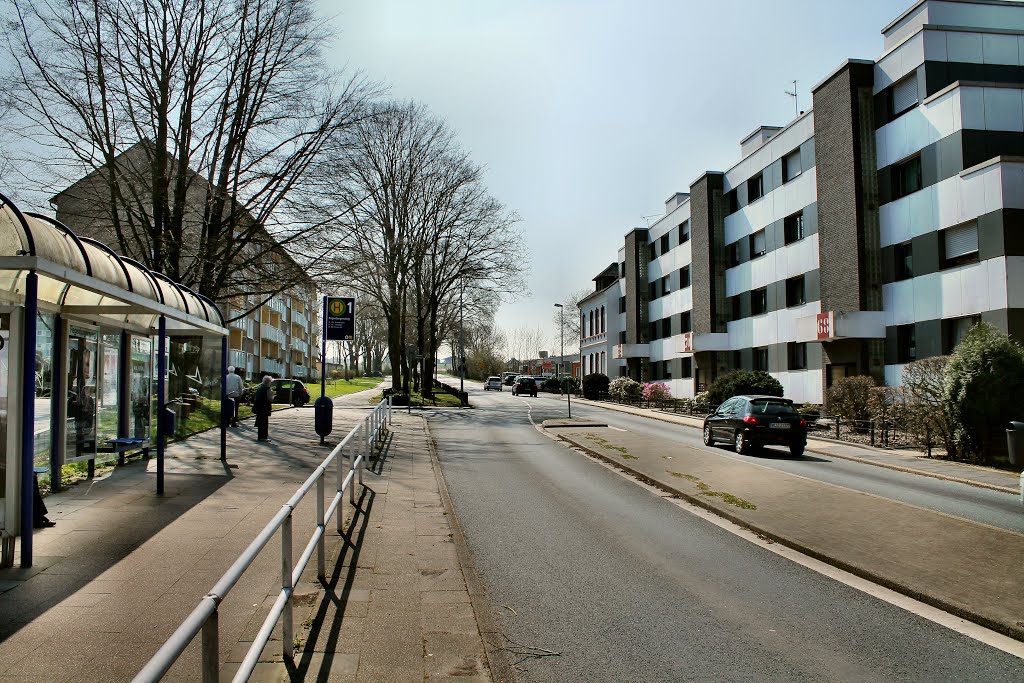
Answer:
(608, 376, 643, 400)
(582, 373, 610, 399)
(825, 375, 875, 424)
(542, 377, 561, 393)
(943, 323, 1024, 464)
(706, 370, 783, 407)
(902, 356, 955, 456)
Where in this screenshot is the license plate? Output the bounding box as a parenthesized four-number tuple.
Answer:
(770, 423, 791, 429)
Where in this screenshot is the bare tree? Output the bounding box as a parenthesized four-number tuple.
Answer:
(506, 325, 549, 371)
(5, 0, 375, 308)
(553, 287, 591, 351)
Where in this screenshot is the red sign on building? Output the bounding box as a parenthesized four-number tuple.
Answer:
(681, 332, 693, 353)
(816, 312, 833, 340)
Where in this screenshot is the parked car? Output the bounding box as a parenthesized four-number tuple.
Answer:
(702, 395, 807, 457)
(484, 376, 503, 391)
(270, 379, 311, 407)
(512, 376, 538, 397)
(502, 372, 518, 386)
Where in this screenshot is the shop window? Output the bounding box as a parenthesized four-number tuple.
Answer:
(752, 287, 768, 315)
(679, 220, 690, 243)
(784, 211, 805, 244)
(941, 221, 979, 269)
(679, 265, 690, 288)
(894, 241, 913, 280)
(785, 275, 806, 307)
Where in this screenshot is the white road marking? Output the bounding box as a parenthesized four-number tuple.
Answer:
(608, 426, 627, 432)
(578, 449, 1024, 660)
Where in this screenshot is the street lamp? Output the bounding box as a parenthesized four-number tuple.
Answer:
(554, 303, 571, 418)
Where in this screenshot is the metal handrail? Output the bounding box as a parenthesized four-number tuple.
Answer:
(133, 397, 393, 683)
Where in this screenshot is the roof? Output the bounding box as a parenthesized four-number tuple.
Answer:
(0, 191, 225, 335)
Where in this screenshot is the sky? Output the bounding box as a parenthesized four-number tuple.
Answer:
(320, 0, 909, 351)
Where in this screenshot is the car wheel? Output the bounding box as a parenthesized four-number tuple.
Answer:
(702, 425, 715, 446)
(790, 442, 806, 458)
(735, 430, 752, 455)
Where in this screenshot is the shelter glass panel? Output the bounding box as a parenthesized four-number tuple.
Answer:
(130, 337, 152, 440)
(34, 312, 55, 468)
(167, 336, 223, 439)
(97, 332, 120, 448)
(66, 326, 98, 463)
(0, 313, 9, 534)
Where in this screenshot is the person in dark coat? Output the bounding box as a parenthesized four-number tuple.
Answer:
(253, 375, 274, 441)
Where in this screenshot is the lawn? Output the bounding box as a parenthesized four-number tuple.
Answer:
(307, 376, 383, 399)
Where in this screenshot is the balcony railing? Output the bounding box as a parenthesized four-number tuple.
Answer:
(260, 325, 285, 345)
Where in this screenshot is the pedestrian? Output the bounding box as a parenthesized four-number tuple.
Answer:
(33, 472, 55, 528)
(253, 375, 274, 442)
(225, 366, 244, 427)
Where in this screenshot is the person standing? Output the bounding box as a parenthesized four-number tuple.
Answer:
(253, 375, 274, 441)
(225, 366, 244, 427)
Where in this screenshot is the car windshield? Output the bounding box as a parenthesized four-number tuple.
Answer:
(750, 399, 797, 416)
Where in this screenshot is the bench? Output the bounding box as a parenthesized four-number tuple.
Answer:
(98, 437, 151, 467)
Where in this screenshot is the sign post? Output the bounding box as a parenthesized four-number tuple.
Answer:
(316, 296, 355, 445)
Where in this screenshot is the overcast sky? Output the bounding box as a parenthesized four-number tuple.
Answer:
(321, 0, 908, 351)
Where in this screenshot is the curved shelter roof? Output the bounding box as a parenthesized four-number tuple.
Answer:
(0, 192, 225, 335)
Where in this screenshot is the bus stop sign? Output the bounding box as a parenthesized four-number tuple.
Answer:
(324, 297, 355, 341)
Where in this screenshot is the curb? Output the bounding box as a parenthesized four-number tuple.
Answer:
(557, 433, 1024, 644)
(572, 398, 1019, 496)
(425, 420, 516, 683)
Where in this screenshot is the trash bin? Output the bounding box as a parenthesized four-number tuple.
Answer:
(314, 396, 334, 438)
(1006, 421, 1024, 466)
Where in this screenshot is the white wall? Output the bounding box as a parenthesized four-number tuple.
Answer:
(882, 257, 1009, 325)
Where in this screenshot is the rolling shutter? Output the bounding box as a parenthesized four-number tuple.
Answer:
(892, 75, 919, 116)
(944, 222, 978, 260)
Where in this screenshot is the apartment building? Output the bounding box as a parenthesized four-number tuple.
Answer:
(51, 144, 320, 382)
(580, 0, 1024, 404)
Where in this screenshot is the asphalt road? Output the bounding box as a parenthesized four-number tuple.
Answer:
(478, 385, 1024, 534)
(429, 382, 1023, 682)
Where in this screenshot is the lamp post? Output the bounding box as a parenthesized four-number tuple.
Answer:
(459, 281, 465, 407)
(554, 303, 571, 418)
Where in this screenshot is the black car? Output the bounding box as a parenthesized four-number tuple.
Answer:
(702, 395, 807, 457)
(271, 379, 311, 407)
(511, 376, 537, 397)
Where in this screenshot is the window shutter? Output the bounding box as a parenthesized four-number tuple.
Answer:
(784, 149, 802, 182)
(944, 223, 978, 260)
(892, 76, 919, 115)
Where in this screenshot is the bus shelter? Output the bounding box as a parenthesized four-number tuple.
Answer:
(0, 193, 229, 568)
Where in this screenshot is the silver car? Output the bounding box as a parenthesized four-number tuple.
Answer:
(484, 376, 503, 391)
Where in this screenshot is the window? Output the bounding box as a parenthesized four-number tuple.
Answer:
(747, 173, 764, 202)
(783, 148, 802, 183)
(649, 243, 658, 262)
(732, 350, 743, 369)
(942, 221, 979, 268)
(619, 296, 626, 313)
(894, 241, 913, 280)
(724, 189, 739, 215)
(663, 359, 672, 379)
(679, 265, 691, 288)
(750, 229, 766, 258)
(681, 357, 693, 378)
(649, 322, 658, 341)
(601, 306, 606, 333)
(649, 282, 658, 300)
(944, 315, 981, 353)
(785, 275, 806, 307)
(679, 220, 690, 243)
(892, 155, 922, 199)
(619, 331, 626, 344)
(897, 324, 916, 363)
(788, 342, 807, 370)
(589, 311, 594, 337)
(752, 287, 768, 315)
(728, 242, 741, 267)
(660, 234, 670, 255)
(680, 310, 691, 333)
(890, 74, 919, 118)
(784, 211, 805, 244)
(661, 275, 670, 297)
(620, 262, 626, 278)
(754, 347, 769, 372)
(662, 318, 671, 338)
(731, 296, 742, 321)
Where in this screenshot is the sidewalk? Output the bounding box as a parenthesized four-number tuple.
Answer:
(545, 418, 1024, 642)
(0, 394, 496, 682)
(572, 397, 1021, 493)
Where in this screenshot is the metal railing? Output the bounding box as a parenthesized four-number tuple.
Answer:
(133, 397, 393, 683)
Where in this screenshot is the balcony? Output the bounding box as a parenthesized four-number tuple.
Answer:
(675, 332, 730, 354)
(581, 332, 607, 348)
(293, 310, 308, 329)
(260, 325, 285, 345)
(293, 364, 308, 378)
(261, 358, 284, 375)
(613, 343, 649, 360)
(795, 311, 885, 342)
(229, 350, 247, 368)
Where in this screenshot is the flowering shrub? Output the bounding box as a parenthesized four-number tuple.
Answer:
(642, 382, 671, 402)
(693, 391, 712, 413)
(608, 376, 643, 400)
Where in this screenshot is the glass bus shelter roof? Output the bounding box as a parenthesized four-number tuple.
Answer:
(0, 193, 226, 336)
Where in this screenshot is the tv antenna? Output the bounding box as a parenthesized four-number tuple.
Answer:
(784, 80, 799, 117)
